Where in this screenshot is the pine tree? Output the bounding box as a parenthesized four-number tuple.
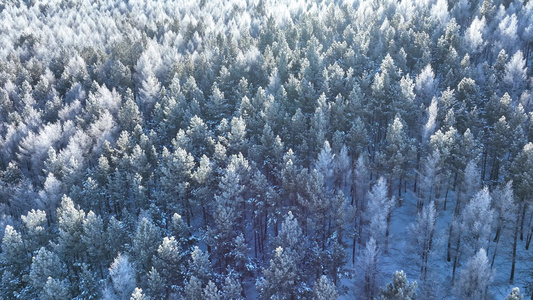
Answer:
(505, 287, 524, 300)
(106, 253, 136, 300)
(257, 246, 301, 300)
(377, 114, 416, 198)
(313, 275, 338, 300)
(41, 277, 71, 300)
(460, 188, 494, 255)
(21, 209, 48, 254)
(258, 212, 307, 299)
(222, 275, 244, 300)
(55, 195, 85, 266)
(29, 247, 66, 296)
(0, 225, 30, 299)
(188, 246, 213, 286)
(184, 276, 203, 300)
(152, 236, 185, 292)
(203, 281, 221, 300)
(379, 270, 417, 300)
(146, 267, 166, 299)
(132, 217, 161, 275)
(81, 211, 107, 275)
(130, 287, 147, 300)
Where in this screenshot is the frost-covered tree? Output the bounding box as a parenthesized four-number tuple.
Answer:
(505, 287, 524, 300)
(460, 188, 494, 255)
(408, 201, 437, 281)
(258, 211, 307, 299)
(55, 195, 85, 265)
(378, 115, 416, 198)
(313, 275, 338, 300)
(0, 225, 30, 299)
(105, 253, 136, 300)
(454, 248, 493, 300)
(29, 247, 66, 297)
(366, 177, 394, 252)
(379, 270, 417, 300)
(357, 238, 380, 300)
(131, 217, 161, 275)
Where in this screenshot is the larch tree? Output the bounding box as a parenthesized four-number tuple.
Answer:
(366, 177, 394, 252)
(357, 238, 380, 300)
(454, 248, 493, 300)
(408, 201, 437, 282)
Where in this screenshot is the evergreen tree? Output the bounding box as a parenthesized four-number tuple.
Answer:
(130, 287, 147, 300)
(203, 281, 221, 300)
(105, 253, 136, 300)
(379, 270, 417, 300)
(505, 287, 524, 300)
(313, 275, 338, 300)
(55, 195, 85, 266)
(0, 225, 30, 299)
(131, 217, 161, 275)
(29, 247, 66, 297)
(41, 277, 71, 300)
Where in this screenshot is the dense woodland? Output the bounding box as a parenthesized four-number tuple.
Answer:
(0, 0, 532, 299)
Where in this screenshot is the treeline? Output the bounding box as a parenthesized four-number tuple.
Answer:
(0, 0, 532, 299)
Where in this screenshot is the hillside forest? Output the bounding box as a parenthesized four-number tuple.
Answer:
(0, 0, 533, 299)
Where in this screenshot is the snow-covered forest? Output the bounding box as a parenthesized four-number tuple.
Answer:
(0, 0, 532, 299)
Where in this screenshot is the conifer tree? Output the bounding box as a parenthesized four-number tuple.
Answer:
(379, 270, 417, 300)
(313, 275, 338, 300)
(132, 217, 161, 275)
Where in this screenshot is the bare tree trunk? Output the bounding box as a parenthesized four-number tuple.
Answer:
(385, 209, 391, 254)
(520, 202, 527, 241)
(452, 236, 461, 284)
(510, 216, 519, 284)
(447, 223, 453, 262)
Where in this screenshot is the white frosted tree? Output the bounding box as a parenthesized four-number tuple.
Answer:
(505, 287, 524, 300)
(132, 217, 161, 275)
(315, 140, 335, 192)
(130, 287, 147, 300)
(460, 188, 494, 255)
(379, 270, 417, 300)
(335, 144, 352, 193)
(464, 16, 487, 55)
(258, 212, 306, 300)
(454, 248, 493, 300)
(366, 177, 394, 252)
(41, 277, 71, 300)
(491, 181, 517, 266)
(105, 253, 136, 300)
(203, 281, 221, 300)
(408, 201, 436, 281)
(503, 50, 528, 98)
(257, 246, 300, 300)
(357, 238, 380, 300)
(313, 275, 338, 300)
(29, 247, 66, 296)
